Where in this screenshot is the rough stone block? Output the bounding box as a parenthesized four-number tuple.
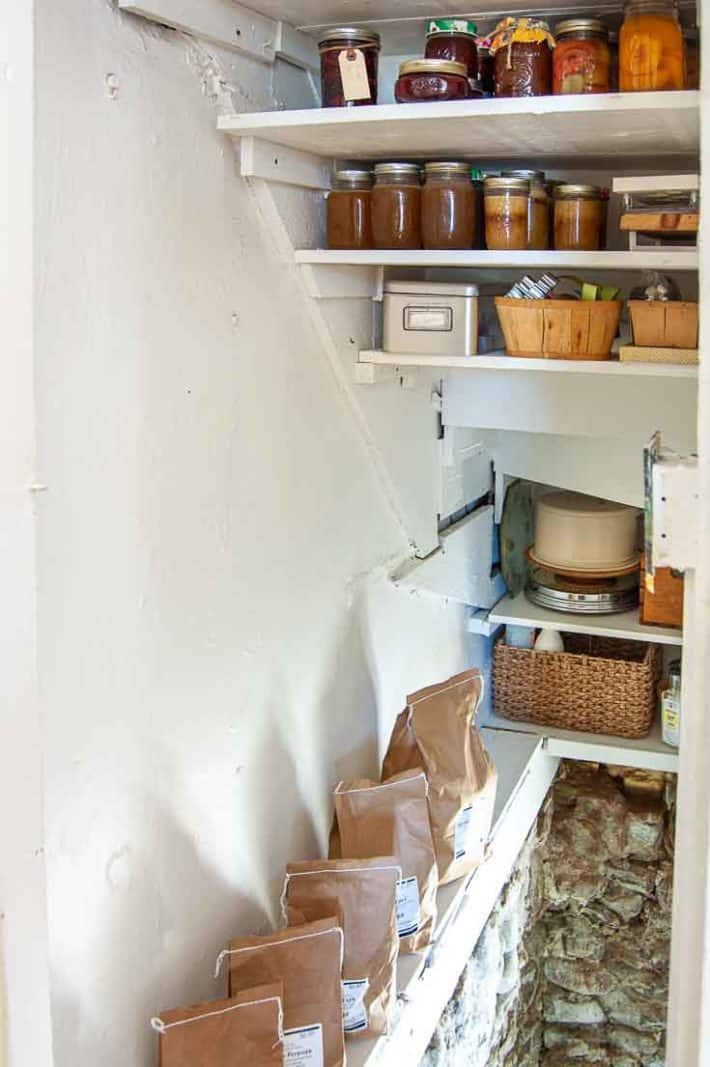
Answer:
(544, 959, 618, 997)
(544, 992, 606, 1026)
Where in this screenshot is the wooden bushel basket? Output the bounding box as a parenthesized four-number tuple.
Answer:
(628, 300, 699, 349)
(495, 297, 623, 361)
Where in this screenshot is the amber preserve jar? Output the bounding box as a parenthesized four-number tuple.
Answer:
(425, 20, 479, 80)
(326, 170, 373, 250)
(318, 28, 381, 107)
(553, 19, 611, 94)
(554, 184, 605, 251)
(484, 177, 529, 250)
(502, 170, 549, 249)
(372, 163, 422, 250)
(490, 17, 555, 96)
(619, 0, 685, 91)
(395, 59, 471, 103)
(422, 162, 478, 250)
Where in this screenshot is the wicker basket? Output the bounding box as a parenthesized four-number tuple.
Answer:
(628, 300, 699, 349)
(492, 634, 662, 738)
(495, 297, 622, 361)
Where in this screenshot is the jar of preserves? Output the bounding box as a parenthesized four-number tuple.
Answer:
(619, 0, 685, 91)
(553, 19, 611, 94)
(395, 59, 470, 103)
(554, 184, 605, 251)
(484, 177, 530, 250)
(318, 28, 381, 108)
(502, 170, 549, 249)
(422, 162, 478, 250)
(490, 17, 555, 97)
(477, 45, 495, 95)
(327, 170, 373, 250)
(372, 163, 422, 249)
(425, 20, 479, 80)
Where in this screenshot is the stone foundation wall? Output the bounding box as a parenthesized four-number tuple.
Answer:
(422, 761, 676, 1067)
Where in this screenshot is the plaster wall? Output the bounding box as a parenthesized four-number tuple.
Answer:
(32, 4, 472, 1066)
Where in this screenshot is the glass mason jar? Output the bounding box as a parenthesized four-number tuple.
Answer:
(318, 28, 381, 108)
(502, 170, 548, 249)
(553, 18, 612, 94)
(372, 163, 422, 249)
(394, 59, 471, 103)
(490, 18, 554, 96)
(326, 170, 373, 250)
(422, 162, 478, 249)
(425, 19, 479, 80)
(554, 184, 605, 251)
(619, 0, 686, 91)
(484, 177, 530, 250)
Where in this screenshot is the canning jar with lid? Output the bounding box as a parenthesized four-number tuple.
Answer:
(490, 17, 555, 97)
(484, 177, 530, 250)
(553, 19, 611, 94)
(318, 28, 381, 107)
(327, 170, 373, 250)
(554, 184, 605, 251)
(395, 59, 471, 103)
(619, 0, 685, 91)
(422, 162, 478, 249)
(501, 170, 549, 250)
(425, 20, 479, 80)
(372, 163, 422, 249)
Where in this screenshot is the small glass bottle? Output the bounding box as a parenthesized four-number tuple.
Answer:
(371, 163, 422, 250)
(661, 660, 681, 748)
(326, 169, 373, 250)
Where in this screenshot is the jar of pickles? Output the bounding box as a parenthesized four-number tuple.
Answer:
(395, 59, 471, 103)
(372, 163, 422, 249)
(554, 184, 605, 251)
(553, 19, 611, 94)
(425, 20, 479, 80)
(619, 0, 685, 91)
(327, 170, 373, 250)
(484, 177, 530, 250)
(490, 17, 555, 97)
(318, 28, 381, 108)
(422, 162, 478, 249)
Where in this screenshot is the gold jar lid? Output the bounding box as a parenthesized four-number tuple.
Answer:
(424, 161, 473, 177)
(374, 162, 422, 180)
(502, 169, 546, 182)
(555, 18, 609, 39)
(398, 59, 468, 78)
(484, 176, 530, 192)
(554, 183, 602, 199)
(318, 27, 381, 49)
(333, 169, 373, 189)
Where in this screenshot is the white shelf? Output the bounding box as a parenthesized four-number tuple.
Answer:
(220, 92, 699, 162)
(487, 592, 684, 644)
(348, 729, 559, 1067)
(296, 249, 699, 271)
(484, 709, 679, 774)
(360, 350, 699, 379)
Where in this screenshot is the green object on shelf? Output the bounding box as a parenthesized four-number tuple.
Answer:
(600, 284, 621, 301)
(581, 282, 600, 301)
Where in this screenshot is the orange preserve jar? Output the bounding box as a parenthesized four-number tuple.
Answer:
(619, 0, 686, 91)
(422, 162, 478, 249)
(327, 169, 373, 249)
(372, 163, 422, 250)
(553, 19, 611, 94)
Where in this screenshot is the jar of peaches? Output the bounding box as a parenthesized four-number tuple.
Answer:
(619, 0, 686, 91)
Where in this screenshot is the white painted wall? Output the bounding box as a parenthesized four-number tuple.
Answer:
(31, 4, 472, 1066)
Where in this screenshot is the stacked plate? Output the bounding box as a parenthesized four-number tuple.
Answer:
(525, 492, 642, 615)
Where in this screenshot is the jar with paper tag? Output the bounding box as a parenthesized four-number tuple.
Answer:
(318, 28, 380, 108)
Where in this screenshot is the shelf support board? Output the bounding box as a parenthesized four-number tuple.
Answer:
(240, 137, 330, 189)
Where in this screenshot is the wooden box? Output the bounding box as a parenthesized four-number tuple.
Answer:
(628, 300, 699, 349)
(640, 556, 684, 629)
(495, 298, 622, 361)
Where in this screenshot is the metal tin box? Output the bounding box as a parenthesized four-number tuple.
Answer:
(382, 280, 479, 356)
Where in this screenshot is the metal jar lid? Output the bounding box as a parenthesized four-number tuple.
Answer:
(502, 169, 546, 182)
(333, 169, 373, 189)
(318, 27, 381, 49)
(555, 18, 609, 39)
(427, 18, 478, 37)
(484, 176, 530, 193)
(424, 161, 473, 178)
(398, 58, 468, 78)
(554, 183, 602, 200)
(374, 162, 422, 180)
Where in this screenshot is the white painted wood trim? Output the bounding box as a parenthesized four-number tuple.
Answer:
(360, 350, 699, 378)
(240, 137, 330, 190)
(296, 248, 699, 271)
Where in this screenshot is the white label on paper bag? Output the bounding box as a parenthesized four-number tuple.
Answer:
(454, 792, 494, 863)
(342, 978, 369, 1032)
(396, 876, 420, 938)
(284, 1023, 324, 1067)
(454, 804, 474, 860)
(338, 48, 372, 101)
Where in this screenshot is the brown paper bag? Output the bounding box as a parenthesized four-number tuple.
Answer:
(216, 917, 345, 1067)
(382, 668, 498, 886)
(333, 769, 438, 954)
(283, 857, 399, 1038)
(152, 983, 284, 1066)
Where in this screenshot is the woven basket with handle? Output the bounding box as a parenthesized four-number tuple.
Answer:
(492, 634, 662, 738)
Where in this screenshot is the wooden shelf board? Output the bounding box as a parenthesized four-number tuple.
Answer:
(295, 249, 699, 271)
(220, 92, 699, 161)
(487, 592, 683, 645)
(360, 350, 699, 378)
